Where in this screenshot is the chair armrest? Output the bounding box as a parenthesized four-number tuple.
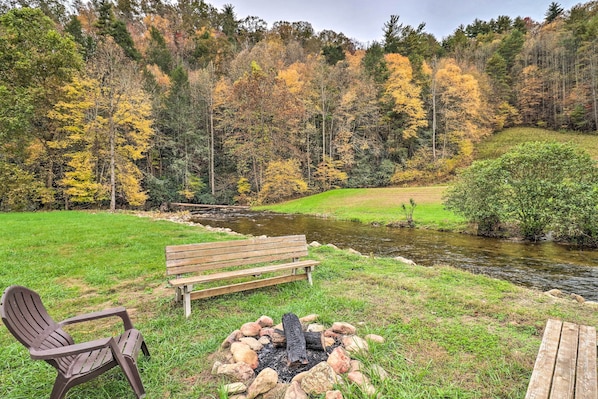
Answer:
(59, 307, 134, 330)
(30, 337, 113, 360)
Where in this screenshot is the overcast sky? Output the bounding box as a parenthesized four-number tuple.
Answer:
(208, 0, 582, 43)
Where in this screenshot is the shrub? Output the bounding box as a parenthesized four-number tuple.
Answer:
(0, 162, 47, 211)
(444, 142, 598, 244)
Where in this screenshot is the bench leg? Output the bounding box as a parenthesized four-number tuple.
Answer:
(305, 266, 313, 286)
(174, 287, 183, 303)
(183, 285, 192, 318)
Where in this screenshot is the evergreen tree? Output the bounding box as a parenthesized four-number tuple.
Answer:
(95, 0, 141, 60)
(546, 2, 564, 23)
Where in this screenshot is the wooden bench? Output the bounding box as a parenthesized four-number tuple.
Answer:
(165, 235, 319, 318)
(525, 319, 597, 399)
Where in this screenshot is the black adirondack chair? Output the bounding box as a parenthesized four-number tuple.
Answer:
(0, 285, 150, 399)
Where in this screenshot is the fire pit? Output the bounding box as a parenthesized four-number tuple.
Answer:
(213, 313, 387, 398)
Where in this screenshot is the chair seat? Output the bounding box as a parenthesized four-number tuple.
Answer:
(67, 329, 145, 378)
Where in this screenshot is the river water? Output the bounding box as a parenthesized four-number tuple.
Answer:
(190, 211, 598, 301)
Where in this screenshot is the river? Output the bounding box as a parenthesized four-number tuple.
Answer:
(190, 211, 598, 301)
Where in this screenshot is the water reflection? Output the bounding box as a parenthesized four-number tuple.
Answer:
(191, 211, 598, 301)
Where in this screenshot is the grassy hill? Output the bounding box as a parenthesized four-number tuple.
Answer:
(475, 127, 598, 161)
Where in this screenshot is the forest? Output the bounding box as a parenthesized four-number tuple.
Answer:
(0, 0, 597, 211)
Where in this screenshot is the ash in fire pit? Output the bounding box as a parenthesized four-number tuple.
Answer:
(214, 312, 387, 398)
(255, 313, 341, 382)
(255, 340, 338, 382)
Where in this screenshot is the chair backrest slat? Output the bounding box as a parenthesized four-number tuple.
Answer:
(1, 286, 74, 372)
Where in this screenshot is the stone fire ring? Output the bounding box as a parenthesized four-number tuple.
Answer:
(212, 313, 388, 398)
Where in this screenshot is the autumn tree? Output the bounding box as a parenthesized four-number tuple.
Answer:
(82, 38, 154, 210)
(222, 59, 304, 193)
(515, 65, 544, 125)
(258, 159, 308, 204)
(335, 51, 387, 187)
(0, 162, 47, 211)
(313, 156, 348, 191)
(434, 59, 487, 160)
(383, 53, 427, 141)
(0, 7, 83, 208)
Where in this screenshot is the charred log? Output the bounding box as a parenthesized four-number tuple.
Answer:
(282, 313, 308, 366)
(271, 329, 325, 351)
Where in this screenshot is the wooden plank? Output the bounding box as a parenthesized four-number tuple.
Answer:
(575, 325, 597, 399)
(550, 322, 579, 399)
(167, 254, 308, 275)
(188, 274, 307, 300)
(525, 319, 563, 399)
(167, 243, 308, 261)
(165, 236, 309, 275)
(166, 238, 307, 261)
(169, 260, 319, 287)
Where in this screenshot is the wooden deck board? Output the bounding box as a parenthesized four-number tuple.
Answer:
(525, 319, 597, 399)
(576, 325, 598, 399)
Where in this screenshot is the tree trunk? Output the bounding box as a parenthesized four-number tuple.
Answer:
(109, 111, 116, 212)
(432, 74, 437, 161)
(209, 62, 216, 196)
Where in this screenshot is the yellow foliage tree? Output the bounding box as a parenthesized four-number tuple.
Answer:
(258, 159, 308, 204)
(52, 40, 154, 209)
(434, 59, 488, 159)
(383, 53, 428, 139)
(314, 156, 348, 191)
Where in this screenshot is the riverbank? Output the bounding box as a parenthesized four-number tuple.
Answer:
(2, 210, 597, 398)
(255, 186, 469, 232)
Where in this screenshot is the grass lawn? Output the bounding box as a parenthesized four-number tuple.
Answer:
(256, 186, 467, 231)
(1, 211, 597, 398)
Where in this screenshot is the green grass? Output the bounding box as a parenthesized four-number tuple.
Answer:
(1, 211, 597, 398)
(476, 127, 598, 161)
(255, 187, 467, 231)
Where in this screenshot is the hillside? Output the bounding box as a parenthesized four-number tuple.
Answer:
(476, 127, 598, 161)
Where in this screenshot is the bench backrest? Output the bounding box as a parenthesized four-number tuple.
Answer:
(165, 235, 310, 276)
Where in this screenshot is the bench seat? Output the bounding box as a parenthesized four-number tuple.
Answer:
(169, 259, 319, 287)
